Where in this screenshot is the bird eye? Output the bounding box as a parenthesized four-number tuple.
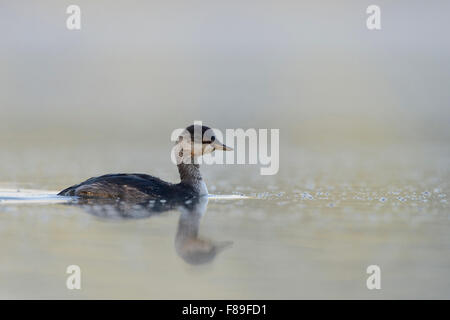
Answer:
(210, 136, 216, 142)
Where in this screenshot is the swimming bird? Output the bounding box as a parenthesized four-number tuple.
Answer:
(58, 124, 232, 201)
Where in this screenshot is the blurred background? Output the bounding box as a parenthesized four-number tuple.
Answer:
(1, 0, 449, 147)
(0, 1, 449, 299)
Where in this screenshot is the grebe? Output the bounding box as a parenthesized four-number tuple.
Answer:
(58, 124, 232, 201)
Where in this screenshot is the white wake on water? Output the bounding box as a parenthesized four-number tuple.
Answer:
(0, 188, 251, 205)
(0, 189, 71, 204)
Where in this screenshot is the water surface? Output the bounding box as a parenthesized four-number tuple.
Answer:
(1, 143, 449, 299)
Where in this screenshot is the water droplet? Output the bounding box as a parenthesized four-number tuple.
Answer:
(301, 192, 314, 200)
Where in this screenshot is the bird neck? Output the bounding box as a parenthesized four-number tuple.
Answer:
(175, 146, 208, 194)
(177, 163, 208, 195)
(177, 162, 203, 182)
(178, 163, 205, 192)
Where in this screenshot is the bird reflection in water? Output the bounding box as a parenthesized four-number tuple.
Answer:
(70, 196, 233, 265)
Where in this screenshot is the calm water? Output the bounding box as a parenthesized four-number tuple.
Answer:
(0, 142, 449, 299)
(1, 0, 450, 300)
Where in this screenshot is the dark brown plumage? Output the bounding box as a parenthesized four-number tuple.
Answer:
(57, 124, 232, 201)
